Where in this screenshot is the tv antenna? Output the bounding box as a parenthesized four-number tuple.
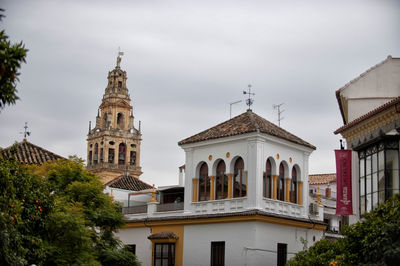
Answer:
(229, 100, 242, 119)
(273, 103, 284, 127)
(243, 84, 255, 110)
(20, 122, 31, 140)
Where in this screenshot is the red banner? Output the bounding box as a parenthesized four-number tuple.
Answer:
(335, 150, 353, 215)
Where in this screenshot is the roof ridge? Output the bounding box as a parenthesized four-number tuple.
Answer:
(247, 110, 260, 132)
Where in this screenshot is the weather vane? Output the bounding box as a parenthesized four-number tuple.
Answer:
(116, 47, 124, 67)
(20, 122, 31, 140)
(243, 84, 255, 110)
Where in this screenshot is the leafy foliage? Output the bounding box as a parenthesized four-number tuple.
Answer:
(287, 194, 400, 266)
(0, 9, 28, 110)
(0, 157, 140, 265)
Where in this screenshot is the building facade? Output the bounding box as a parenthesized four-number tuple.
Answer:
(117, 110, 326, 266)
(334, 56, 400, 223)
(87, 55, 142, 184)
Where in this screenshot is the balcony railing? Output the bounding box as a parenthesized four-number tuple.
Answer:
(262, 197, 305, 218)
(156, 202, 184, 212)
(122, 205, 147, 214)
(192, 197, 247, 214)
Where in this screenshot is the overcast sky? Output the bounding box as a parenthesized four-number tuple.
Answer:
(1, 0, 400, 186)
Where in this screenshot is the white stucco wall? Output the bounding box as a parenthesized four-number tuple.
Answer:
(183, 221, 323, 266)
(340, 57, 400, 122)
(115, 227, 152, 266)
(182, 132, 313, 216)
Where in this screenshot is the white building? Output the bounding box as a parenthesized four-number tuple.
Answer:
(116, 110, 326, 266)
(334, 55, 400, 224)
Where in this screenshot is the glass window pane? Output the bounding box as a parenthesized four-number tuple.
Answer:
(360, 195, 366, 215)
(360, 177, 365, 196)
(162, 259, 168, 265)
(155, 259, 161, 266)
(373, 192, 379, 209)
(162, 244, 168, 257)
(366, 156, 372, 175)
(366, 175, 371, 195)
(378, 170, 385, 204)
(359, 158, 365, 177)
(372, 172, 378, 193)
(156, 245, 162, 258)
(378, 151, 384, 172)
(372, 153, 378, 173)
(366, 193, 372, 212)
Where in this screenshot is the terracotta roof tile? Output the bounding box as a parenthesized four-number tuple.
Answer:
(309, 173, 336, 185)
(105, 175, 152, 191)
(178, 110, 315, 149)
(148, 231, 179, 240)
(0, 140, 65, 165)
(334, 97, 400, 134)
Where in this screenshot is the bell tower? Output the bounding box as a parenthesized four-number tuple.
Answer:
(87, 53, 142, 184)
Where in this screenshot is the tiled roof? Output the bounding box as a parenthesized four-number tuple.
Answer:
(0, 140, 65, 165)
(178, 110, 316, 149)
(148, 231, 179, 240)
(334, 97, 400, 134)
(106, 175, 152, 191)
(309, 173, 336, 185)
(127, 209, 326, 226)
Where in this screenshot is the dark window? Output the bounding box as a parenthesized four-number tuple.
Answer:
(211, 241, 225, 266)
(277, 243, 287, 266)
(216, 161, 228, 200)
(118, 81, 122, 88)
(108, 148, 115, 163)
(128, 244, 136, 255)
(278, 163, 285, 201)
(118, 143, 126, 165)
(358, 139, 399, 215)
(117, 113, 124, 129)
(94, 143, 98, 164)
(154, 243, 175, 266)
(199, 162, 210, 201)
(130, 151, 136, 165)
(290, 167, 297, 203)
(233, 157, 246, 198)
(100, 148, 103, 163)
(88, 150, 92, 165)
(263, 159, 272, 198)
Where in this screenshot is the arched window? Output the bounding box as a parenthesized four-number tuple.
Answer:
(108, 148, 115, 163)
(118, 143, 126, 165)
(278, 163, 285, 201)
(290, 168, 298, 203)
(94, 143, 98, 164)
(216, 160, 228, 200)
(117, 113, 124, 129)
(100, 148, 104, 163)
(88, 151, 92, 165)
(233, 157, 246, 198)
(263, 159, 272, 198)
(130, 151, 136, 165)
(199, 163, 210, 201)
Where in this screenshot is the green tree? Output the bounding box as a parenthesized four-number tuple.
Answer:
(0, 9, 28, 110)
(0, 157, 140, 265)
(287, 194, 400, 266)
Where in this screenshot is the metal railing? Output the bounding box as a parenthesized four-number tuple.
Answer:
(156, 202, 184, 212)
(122, 205, 147, 214)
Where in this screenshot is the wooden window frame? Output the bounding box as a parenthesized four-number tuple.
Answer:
(211, 241, 225, 266)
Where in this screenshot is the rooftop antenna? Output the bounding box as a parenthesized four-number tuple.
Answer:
(243, 84, 255, 110)
(229, 100, 242, 119)
(20, 122, 31, 141)
(273, 103, 284, 127)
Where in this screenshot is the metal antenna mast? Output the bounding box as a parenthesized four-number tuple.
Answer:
(20, 122, 31, 140)
(243, 84, 255, 110)
(229, 100, 242, 119)
(273, 103, 284, 127)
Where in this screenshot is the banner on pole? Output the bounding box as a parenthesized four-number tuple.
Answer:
(335, 150, 353, 215)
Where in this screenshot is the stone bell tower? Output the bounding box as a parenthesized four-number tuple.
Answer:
(87, 53, 142, 184)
